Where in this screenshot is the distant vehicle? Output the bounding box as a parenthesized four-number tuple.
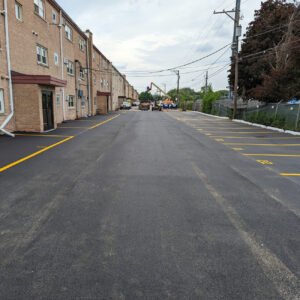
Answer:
(163, 103, 170, 109)
(121, 101, 131, 110)
(171, 103, 178, 109)
(132, 101, 140, 106)
(139, 101, 150, 111)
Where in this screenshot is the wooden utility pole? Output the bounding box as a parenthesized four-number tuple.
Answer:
(205, 71, 208, 93)
(214, 0, 241, 119)
(175, 70, 180, 104)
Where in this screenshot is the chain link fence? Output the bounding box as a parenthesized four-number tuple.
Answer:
(196, 101, 300, 131)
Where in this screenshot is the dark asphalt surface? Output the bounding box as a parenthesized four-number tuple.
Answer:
(0, 111, 299, 299)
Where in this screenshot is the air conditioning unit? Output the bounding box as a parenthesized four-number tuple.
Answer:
(64, 58, 69, 65)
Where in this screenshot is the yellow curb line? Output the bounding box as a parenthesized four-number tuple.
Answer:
(89, 114, 120, 129)
(0, 136, 74, 173)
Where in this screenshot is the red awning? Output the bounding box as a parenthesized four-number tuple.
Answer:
(12, 74, 67, 87)
(97, 91, 111, 96)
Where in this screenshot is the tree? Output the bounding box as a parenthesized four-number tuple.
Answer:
(139, 92, 153, 101)
(229, 0, 300, 102)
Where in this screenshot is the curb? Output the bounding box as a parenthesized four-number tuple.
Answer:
(188, 111, 229, 120)
(232, 119, 300, 136)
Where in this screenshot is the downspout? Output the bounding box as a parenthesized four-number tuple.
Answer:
(74, 61, 79, 118)
(86, 36, 91, 116)
(59, 10, 66, 121)
(0, 0, 15, 137)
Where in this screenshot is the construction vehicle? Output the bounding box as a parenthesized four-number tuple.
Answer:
(145, 82, 172, 111)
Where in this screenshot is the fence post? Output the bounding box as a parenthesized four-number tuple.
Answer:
(295, 103, 300, 130)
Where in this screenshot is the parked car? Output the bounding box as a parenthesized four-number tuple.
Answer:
(121, 101, 132, 110)
(132, 101, 140, 106)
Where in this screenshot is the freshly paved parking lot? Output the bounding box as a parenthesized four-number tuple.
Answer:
(172, 111, 300, 183)
(0, 113, 120, 173)
(0, 110, 299, 299)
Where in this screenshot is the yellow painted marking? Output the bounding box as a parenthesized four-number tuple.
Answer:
(233, 148, 244, 151)
(257, 160, 273, 165)
(215, 139, 224, 142)
(201, 131, 275, 134)
(224, 143, 300, 146)
(281, 173, 300, 176)
(89, 114, 120, 129)
(244, 154, 300, 157)
(15, 134, 71, 138)
(205, 133, 212, 136)
(0, 136, 74, 173)
(58, 126, 88, 129)
(197, 129, 203, 131)
(196, 127, 259, 130)
(211, 136, 300, 140)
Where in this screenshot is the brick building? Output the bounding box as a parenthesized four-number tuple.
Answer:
(0, 0, 136, 134)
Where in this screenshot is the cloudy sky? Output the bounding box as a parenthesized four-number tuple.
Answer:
(59, 0, 263, 93)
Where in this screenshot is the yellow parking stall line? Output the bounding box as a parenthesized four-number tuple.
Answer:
(0, 136, 74, 173)
(215, 139, 224, 142)
(243, 154, 300, 157)
(281, 173, 300, 176)
(195, 127, 260, 130)
(57, 126, 88, 129)
(15, 134, 72, 138)
(89, 114, 120, 129)
(203, 131, 276, 134)
(210, 136, 300, 140)
(224, 143, 300, 146)
(233, 148, 244, 151)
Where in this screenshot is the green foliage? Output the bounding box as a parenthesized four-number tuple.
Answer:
(139, 92, 153, 101)
(245, 112, 286, 128)
(229, 0, 300, 102)
(202, 91, 221, 114)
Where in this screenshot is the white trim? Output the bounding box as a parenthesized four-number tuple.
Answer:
(190, 111, 229, 119)
(232, 119, 300, 136)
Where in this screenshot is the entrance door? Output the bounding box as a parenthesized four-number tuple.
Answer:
(42, 91, 54, 131)
(106, 96, 109, 113)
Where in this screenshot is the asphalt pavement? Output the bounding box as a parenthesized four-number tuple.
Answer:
(0, 110, 299, 299)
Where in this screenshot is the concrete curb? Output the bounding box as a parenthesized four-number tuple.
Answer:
(188, 111, 230, 120)
(232, 119, 300, 136)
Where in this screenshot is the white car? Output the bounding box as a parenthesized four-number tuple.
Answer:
(121, 101, 132, 110)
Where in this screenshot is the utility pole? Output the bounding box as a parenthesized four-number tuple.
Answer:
(205, 71, 208, 93)
(174, 70, 180, 104)
(214, 0, 241, 119)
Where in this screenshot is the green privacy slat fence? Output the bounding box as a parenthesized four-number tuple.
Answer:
(195, 102, 300, 131)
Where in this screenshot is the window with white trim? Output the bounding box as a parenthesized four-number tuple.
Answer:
(15, 2, 23, 21)
(79, 38, 85, 51)
(52, 10, 57, 24)
(80, 67, 85, 80)
(34, 0, 45, 19)
(56, 93, 60, 106)
(67, 95, 74, 107)
(65, 24, 72, 41)
(36, 44, 48, 66)
(67, 61, 74, 75)
(0, 89, 4, 113)
(54, 53, 59, 66)
(81, 97, 86, 107)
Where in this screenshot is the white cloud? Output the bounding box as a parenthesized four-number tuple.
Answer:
(59, 0, 263, 92)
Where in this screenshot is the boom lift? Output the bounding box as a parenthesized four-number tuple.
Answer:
(145, 82, 172, 111)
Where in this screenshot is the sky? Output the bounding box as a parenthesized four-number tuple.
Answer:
(58, 0, 263, 93)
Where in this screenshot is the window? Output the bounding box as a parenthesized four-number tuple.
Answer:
(67, 61, 74, 75)
(79, 38, 85, 51)
(36, 44, 48, 66)
(0, 89, 4, 113)
(80, 67, 84, 80)
(56, 93, 60, 106)
(65, 24, 72, 41)
(52, 10, 57, 24)
(81, 97, 85, 107)
(15, 2, 23, 21)
(34, 0, 45, 19)
(54, 53, 59, 66)
(67, 95, 74, 107)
